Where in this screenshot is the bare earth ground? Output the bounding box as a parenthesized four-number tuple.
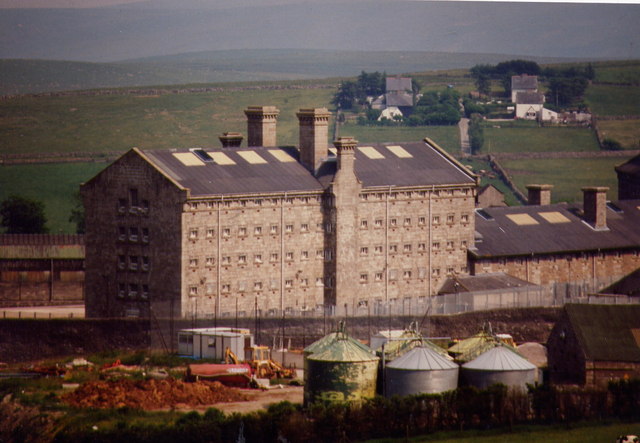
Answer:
(189, 386, 304, 414)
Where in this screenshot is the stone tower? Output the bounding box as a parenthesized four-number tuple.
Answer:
(244, 106, 279, 147)
(297, 108, 331, 173)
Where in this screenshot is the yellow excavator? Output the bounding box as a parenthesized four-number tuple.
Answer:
(225, 345, 295, 379)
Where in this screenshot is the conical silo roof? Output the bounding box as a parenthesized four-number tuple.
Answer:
(462, 345, 536, 371)
(387, 345, 458, 371)
(309, 336, 378, 363)
(305, 332, 373, 355)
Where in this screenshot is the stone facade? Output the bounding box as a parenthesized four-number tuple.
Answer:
(82, 107, 477, 319)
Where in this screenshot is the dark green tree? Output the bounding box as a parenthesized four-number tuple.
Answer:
(547, 77, 589, 106)
(468, 113, 484, 154)
(475, 73, 491, 96)
(0, 195, 48, 234)
(68, 191, 85, 234)
(331, 80, 359, 109)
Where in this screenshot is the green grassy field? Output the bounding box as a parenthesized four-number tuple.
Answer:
(339, 123, 460, 154)
(586, 84, 640, 116)
(481, 125, 601, 154)
(597, 119, 640, 149)
(593, 60, 640, 84)
(500, 157, 629, 203)
(0, 162, 107, 233)
(371, 421, 640, 443)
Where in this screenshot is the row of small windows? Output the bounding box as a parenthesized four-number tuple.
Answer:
(117, 283, 149, 300)
(193, 250, 334, 267)
(118, 255, 150, 272)
(188, 276, 331, 296)
(188, 196, 321, 210)
(189, 223, 333, 240)
(359, 189, 470, 201)
(118, 226, 150, 243)
(359, 240, 468, 256)
(359, 266, 467, 283)
(360, 214, 469, 229)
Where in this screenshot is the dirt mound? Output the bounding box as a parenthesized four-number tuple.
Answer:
(61, 378, 248, 409)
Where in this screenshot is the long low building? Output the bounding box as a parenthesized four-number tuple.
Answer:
(82, 106, 478, 319)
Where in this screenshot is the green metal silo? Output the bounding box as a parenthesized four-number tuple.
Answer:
(305, 333, 379, 405)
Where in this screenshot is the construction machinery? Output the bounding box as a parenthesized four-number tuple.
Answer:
(225, 345, 295, 379)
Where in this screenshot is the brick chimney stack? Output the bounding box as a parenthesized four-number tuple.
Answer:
(334, 136, 358, 173)
(297, 108, 331, 173)
(582, 186, 609, 230)
(219, 132, 243, 148)
(244, 106, 279, 147)
(526, 184, 553, 205)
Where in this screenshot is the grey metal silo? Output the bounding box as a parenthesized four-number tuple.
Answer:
(461, 345, 537, 390)
(385, 344, 459, 397)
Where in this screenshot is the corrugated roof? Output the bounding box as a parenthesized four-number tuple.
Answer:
(511, 74, 538, 91)
(564, 304, 640, 362)
(470, 200, 640, 257)
(438, 272, 538, 294)
(462, 345, 536, 371)
(387, 345, 458, 371)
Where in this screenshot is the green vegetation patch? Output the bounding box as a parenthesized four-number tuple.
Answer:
(0, 88, 334, 155)
(462, 158, 520, 206)
(482, 125, 600, 154)
(593, 60, 640, 84)
(597, 119, 640, 149)
(0, 162, 106, 233)
(500, 157, 627, 203)
(339, 123, 460, 154)
(586, 84, 640, 116)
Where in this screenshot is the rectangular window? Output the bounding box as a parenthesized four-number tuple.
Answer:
(447, 241, 454, 250)
(404, 217, 411, 227)
(286, 251, 294, 261)
(360, 247, 369, 256)
(316, 249, 324, 259)
(118, 226, 126, 242)
(285, 224, 294, 233)
(142, 228, 149, 243)
(315, 277, 324, 287)
(433, 215, 440, 225)
(222, 284, 231, 293)
(403, 270, 412, 280)
(129, 256, 138, 271)
(285, 279, 293, 289)
(142, 256, 149, 271)
(404, 244, 412, 253)
(325, 223, 333, 233)
(388, 269, 398, 281)
(238, 227, 247, 237)
(118, 283, 126, 298)
(432, 241, 440, 251)
(389, 244, 398, 253)
(118, 199, 127, 213)
(375, 245, 383, 254)
(418, 217, 426, 226)
(254, 281, 263, 291)
(222, 256, 231, 265)
(300, 278, 309, 287)
(270, 279, 278, 290)
(417, 243, 426, 252)
(129, 283, 138, 298)
(189, 229, 198, 239)
(129, 227, 139, 242)
(238, 255, 247, 265)
(301, 250, 309, 260)
(432, 268, 440, 277)
(254, 254, 262, 264)
(189, 258, 198, 267)
(390, 218, 397, 227)
(206, 228, 215, 238)
(205, 257, 215, 267)
(447, 214, 455, 224)
(254, 226, 262, 235)
(461, 240, 468, 249)
(418, 267, 426, 279)
(324, 249, 333, 261)
(360, 219, 368, 229)
(270, 252, 279, 262)
(222, 228, 230, 238)
(238, 281, 246, 292)
(359, 273, 368, 283)
(270, 225, 278, 235)
(375, 272, 383, 282)
(461, 214, 469, 223)
(374, 219, 383, 228)
(447, 267, 455, 275)
(141, 285, 149, 299)
(300, 223, 309, 232)
(118, 255, 126, 270)
(129, 188, 139, 207)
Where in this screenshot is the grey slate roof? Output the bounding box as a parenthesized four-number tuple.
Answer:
(386, 77, 412, 92)
(141, 146, 323, 197)
(386, 92, 414, 107)
(438, 272, 538, 295)
(561, 304, 640, 362)
(511, 74, 538, 91)
(136, 139, 475, 198)
(616, 154, 640, 175)
(470, 200, 640, 258)
(317, 141, 476, 189)
(516, 91, 545, 105)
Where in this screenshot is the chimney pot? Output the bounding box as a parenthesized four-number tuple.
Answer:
(219, 132, 243, 148)
(582, 186, 609, 230)
(526, 184, 553, 205)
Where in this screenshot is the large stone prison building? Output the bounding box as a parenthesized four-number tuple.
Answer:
(82, 107, 478, 319)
